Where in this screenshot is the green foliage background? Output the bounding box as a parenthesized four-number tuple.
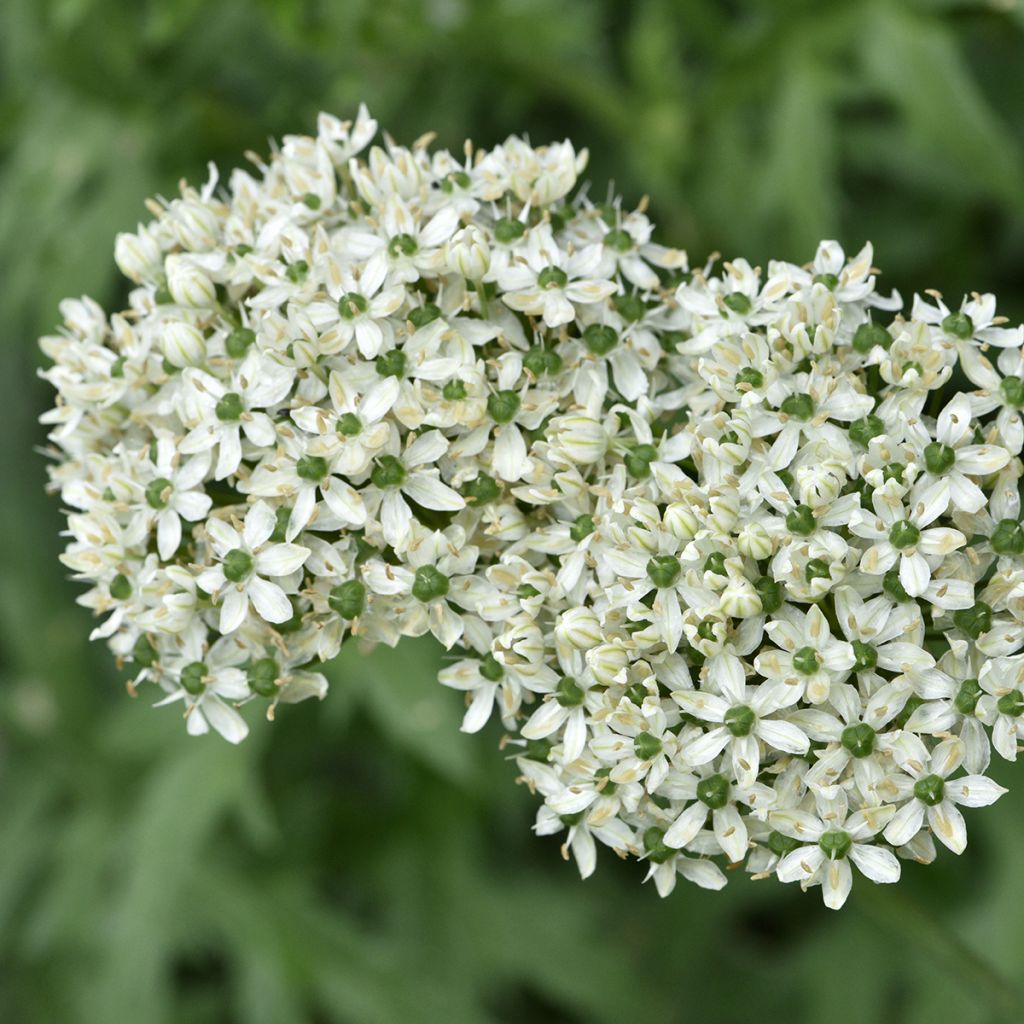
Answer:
(3, 1, 1024, 1020)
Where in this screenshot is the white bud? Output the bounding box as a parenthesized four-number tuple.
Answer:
(171, 198, 222, 250)
(161, 320, 206, 367)
(797, 463, 844, 508)
(557, 607, 603, 650)
(664, 501, 700, 541)
(735, 521, 772, 561)
(708, 490, 740, 533)
(548, 415, 608, 464)
(586, 642, 629, 687)
(719, 578, 763, 619)
(115, 225, 163, 283)
(447, 225, 490, 280)
(165, 255, 217, 308)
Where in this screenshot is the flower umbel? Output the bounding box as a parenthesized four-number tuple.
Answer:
(41, 107, 1024, 909)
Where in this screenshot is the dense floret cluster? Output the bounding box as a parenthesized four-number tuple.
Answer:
(41, 109, 1024, 907)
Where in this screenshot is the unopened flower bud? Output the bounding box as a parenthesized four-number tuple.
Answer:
(548, 415, 608, 464)
(557, 607, 602, 650)
(161, 320, 206, 367)
(720, 578, 763, 619)
(586, 642, 629, 686)
(447, 225, 490, 280)
(115, 226, 163, 283)
(737, 522, 773, 560)
(165, 255, 217, 308)
(664, 501, 700, 541)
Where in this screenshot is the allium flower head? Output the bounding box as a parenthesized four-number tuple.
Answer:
(41, 106, 1024, 908)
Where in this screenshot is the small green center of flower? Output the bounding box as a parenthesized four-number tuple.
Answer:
(647, 554, 681, 589)
(954, 677, 982, 715)
(631, 731, 663, 761)
(582, 323, 618, 355)
(442, 379, 468, 401)
(849, 414, 885, 449)
(997, 689, 1024, 718)
(786, 504, 816, 536)
(696, 773, 730, 809)
(625, 443, 658, 478)
(841, 722, 876, 758)
(284, 260, 308, 283)
(180, 661, 207, 696)
(614, 293, 646, 322)
(409, 303, 442, 329)
(735, 366, 763, 389)
(556, 675, 585, 707)
(924, 441, 956, 475)
(296, 455, 329, 481)
(768, 830, 800, 857)
(537, 266, 568, 290)
(804, 558, 831, 583)
(463, 472, 501, 506)
(371, 455, 407, 489)
(494, 218, 526, 244)
(883, 568, 912, 603)
(818, 829, 852, 859)
(914, 774, 946, 806)
(487, 390, 521, 424)
(479, 654, 505, 682)
(703, 551, 727, 577)
(570, 514, 595, 543)
(226, 327, 256, 359)
(780, 394, 815, 421)
(110, 573, 132, 600)
(248, 657, 279, 697)
(755, 577, 783, 614)
(524, 346, 563, 377)
(942, 310, 974, 339)
(215, 391, 245, 422)
(376, 350, 407, 378)
(132, 634, 157, 667)
(328, 580, 366, 619)
(338, 292, 369, 319)
(604, 228, 633, 252)
(851, 640, 877, 673)
(412, 565, 450, 602)
(696, 620, 718, 642)
(336, 412, 362, 437)
(953, 601, 992, 639)
(440, 170, 471, 192)
(889, 520, 920, 549)
(991, 518, 1024, 555)
(793, 646, 820, 675)
(851, 320, 892, 353)
(643, 826, 675, 864)
(813, 272, 840, 290)
(223, 548, 254, 583)
(145, 477, 173, 510)
(387, 233, 418, 258)
(724, 705, 755, 737)
(997, 377, 1024, 413)
(723, 292, 752, 315)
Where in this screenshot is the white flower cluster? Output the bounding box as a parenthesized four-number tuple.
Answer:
(41, 108, 1024, 909)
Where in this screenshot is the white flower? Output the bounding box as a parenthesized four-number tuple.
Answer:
(196, 502, 310, 633)
(38, 106, 1024, 908)
(771, 797, 899, 910)
(883, 737, 1006, 854)
(498, 226, 617, 328)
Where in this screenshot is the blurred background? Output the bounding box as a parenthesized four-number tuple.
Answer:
(3, 0, 1024, 1021)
